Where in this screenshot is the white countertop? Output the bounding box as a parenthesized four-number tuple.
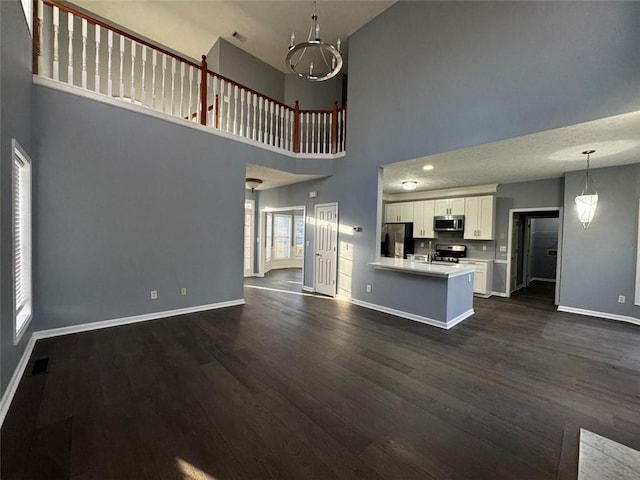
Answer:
(370, 258, 475, 278)
(460, 258, 495, 263)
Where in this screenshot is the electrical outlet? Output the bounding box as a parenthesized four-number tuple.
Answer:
(181, 288, 187, 296)
(420, 242, 425, 248)
(366, 285, 372, 293)
(150, 290, 158, 299)
(499, 246, 507, 252)
(618, 295, 626, 303)
(482, 245, 487, 251)
(306, 241, 310, 247)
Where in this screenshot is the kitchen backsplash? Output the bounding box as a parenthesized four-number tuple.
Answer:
(413, 232, 496, 259)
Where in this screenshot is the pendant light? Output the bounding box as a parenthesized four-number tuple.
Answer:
(575, 149, 598, 229)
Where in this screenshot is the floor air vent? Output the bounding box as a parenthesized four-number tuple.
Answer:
(31, 357, 49, 375)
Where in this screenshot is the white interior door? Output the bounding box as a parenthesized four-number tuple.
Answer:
(243, 200, 255, 277)
(314, 203, 338, 297)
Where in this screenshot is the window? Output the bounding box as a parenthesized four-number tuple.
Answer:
(295, 216, 304, 257)
(273, 214, 292, 259)
(265, 212, 272, 261)
(13, 141, 32, 344)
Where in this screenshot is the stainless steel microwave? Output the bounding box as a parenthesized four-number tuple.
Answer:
(434, 215, 464, 232)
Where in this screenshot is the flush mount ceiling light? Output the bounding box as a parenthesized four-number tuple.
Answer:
(286, 1, 343, 82)
(422, 164, 434, 171)
(575, 149, 598, 229)
(402, 181, 417, 191)
(245, 178, 263, 192)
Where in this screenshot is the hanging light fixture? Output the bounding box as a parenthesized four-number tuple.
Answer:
(575, 149, 598, 229)
(402, 181, 417, 191)
(245, 178, 263, 192)
(286, 1, 343, 82)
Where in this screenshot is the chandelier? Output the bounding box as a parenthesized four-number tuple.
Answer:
(575, 149, 598, 229)
(286, 1, 343, 82)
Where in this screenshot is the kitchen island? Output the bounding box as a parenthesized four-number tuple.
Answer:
(358, 258, 475, 329)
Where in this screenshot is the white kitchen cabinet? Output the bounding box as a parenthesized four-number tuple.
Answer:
(434, 198, 465, 216)
(459, 259, 493, 297)
(412, 200, 436, 238)
(463, 195, 495, 240)
(385, 202, 414, 223)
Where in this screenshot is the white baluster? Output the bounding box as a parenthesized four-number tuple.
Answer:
(94, 25, 101, 93)
(321, 113, 326, 153)
(170, 58, 176, 115)
(225, 83, 232, 132)
(208, 73, 214, 126)
(269, 102, 274, 145)
(67, 12, 74, 85)
(187, 66, 193, 120)
(277, 105, 282, 148)
(244, 92, 251, 138)
(232, 85, 238, 134)
(141, 46, 147, 107)
(212, 76, 219, 127)
(119, 35, 124, 99)
(195, 62, 201, 120)
(107, 30, 113, 96)
(52, 6, 60, 80)
(252, 94, 257, 140)
(239, 89, 245, 138)
(81, 19, 87, 88)
(130, 41, 136, 103)
(258, 97, 263, 143)
(161, 55, 167, 112)
(312, 113, 317, 153)
(179, 63, 185, 118)
(36, 0, 44, 75)
(151, 50, 157, 109)
(305, 113, 310, 153)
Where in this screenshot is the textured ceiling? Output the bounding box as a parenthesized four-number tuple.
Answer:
(383, 110, 640, 194)
(70, 0, 395, 73)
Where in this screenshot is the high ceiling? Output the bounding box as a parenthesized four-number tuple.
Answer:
(70, 0, 395, 73)
(383, 110, 640, 195)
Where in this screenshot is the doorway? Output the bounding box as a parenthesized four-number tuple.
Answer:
(256, 206, 306, 288)
(243, 199, 255, 277)
(507, 207, 563, 304)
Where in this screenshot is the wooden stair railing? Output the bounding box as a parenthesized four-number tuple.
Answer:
(33, 0, 347, 154)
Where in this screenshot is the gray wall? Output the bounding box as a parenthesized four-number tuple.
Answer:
(343, 1, 640, 308)
(209, 39, 285, 103)
(284, 74, 343, 110)
(32, 84, 332, 330)
(0, 0, 34, 395)
(560, 163, 640, 318)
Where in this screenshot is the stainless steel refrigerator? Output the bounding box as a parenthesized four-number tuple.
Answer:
(381, 223, 414, 259)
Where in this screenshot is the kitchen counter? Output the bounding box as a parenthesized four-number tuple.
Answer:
(370, 258, 475, 278)
(360, 257, 475, 330)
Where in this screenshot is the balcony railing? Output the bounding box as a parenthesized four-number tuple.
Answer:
(33, 0, 346, 155)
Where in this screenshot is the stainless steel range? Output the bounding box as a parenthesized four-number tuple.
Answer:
(432, 244, 467, 264)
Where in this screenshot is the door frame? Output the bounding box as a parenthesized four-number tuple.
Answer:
(243, 199, 255, 277)
(507, 207, 563, 304)
(256, 205, 306, 280)
(313, 202, 339, 296)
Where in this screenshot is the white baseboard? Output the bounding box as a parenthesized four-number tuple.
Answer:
(35, 299, 246, 340)
(530, 277, 556, 283)
(350, 298, 474, 330)
(491, 291, 509, 298)
(0, 299, 245, 428)
(557, 306, 640, 327)
(0, 333, 37, 427)
(302, 285, 314, 293)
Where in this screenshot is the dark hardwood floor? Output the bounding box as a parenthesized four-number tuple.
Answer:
(3, 269, 640, 479)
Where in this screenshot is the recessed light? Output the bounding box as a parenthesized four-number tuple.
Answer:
(402, 181, 417, 191)
(423, 164, 434, 171)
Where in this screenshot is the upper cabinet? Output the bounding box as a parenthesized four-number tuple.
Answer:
(413, 200, 436, 238)
(385, 202, 414, 223)
(434, 198, 465, 216)
(464, 195, 495, 240)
